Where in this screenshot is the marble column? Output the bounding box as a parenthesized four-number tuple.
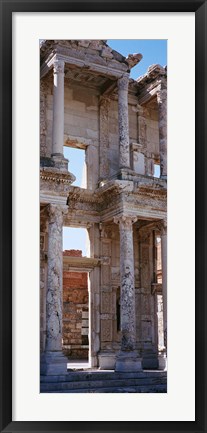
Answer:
(41, 204, 68, 375)
(157, 87, 167, 179)
(114, 216, 142, 371)
(52, 59, 68, 170)
(161, 220, 167, 356)
(118, 75, 131, 170)
(99, 97, 110, 181)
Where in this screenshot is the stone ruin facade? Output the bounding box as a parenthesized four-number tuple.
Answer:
(40, 40, 167, 375)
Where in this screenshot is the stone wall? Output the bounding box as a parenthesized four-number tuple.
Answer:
(41, 83, 153, 180)
(62, 250, 89, 359)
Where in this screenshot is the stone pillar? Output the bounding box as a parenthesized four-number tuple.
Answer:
(52, 59, 68, 170)
(114, 216, 142, 371)
(41, 204, 68, 375)
(88, 223, 101, 368)
(157, 86, 167, 179)
(161, 220, 167, 356)
(118, 75, 130, 169)
(99, 97, 110, 181)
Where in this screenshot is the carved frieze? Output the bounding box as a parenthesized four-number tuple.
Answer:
(40, 167, 76, 194)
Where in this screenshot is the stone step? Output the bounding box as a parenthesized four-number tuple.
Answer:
(40, 371, 167, 393)
(41, 370, 167, 383)
(42, 384, 167, 393)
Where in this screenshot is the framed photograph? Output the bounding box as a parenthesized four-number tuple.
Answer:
(0, 0, 206, 432)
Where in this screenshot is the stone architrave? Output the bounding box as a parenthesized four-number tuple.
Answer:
(41, 204, 68, 375)
(161, 219, 167, 353)
(118, 75, 131, 169)
(99, 97, 110, 180)
(114, 215, 142, 371)
(157, 86, 167, 178)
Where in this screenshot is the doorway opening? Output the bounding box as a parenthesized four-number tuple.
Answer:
(62, 227, 90, 365)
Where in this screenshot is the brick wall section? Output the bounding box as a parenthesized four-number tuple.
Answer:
(63, 250, 89, 359)
(63, 249, 82, 257)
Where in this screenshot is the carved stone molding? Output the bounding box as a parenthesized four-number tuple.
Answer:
(118, 74, 129, 91)
(114, 215, 137, 230)
(53, 59, 65, 74)
(47, 204, 68, 224)
(161, 219, 167, 236)
(40, 167, 76, 193)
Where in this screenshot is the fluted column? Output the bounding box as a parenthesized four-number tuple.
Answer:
(157, 86, 167, 179)
(41, 204, 68, 375)
(114, 215, 142, 371)
(118, 75, 130, 169)
(161, 220, 167, 354)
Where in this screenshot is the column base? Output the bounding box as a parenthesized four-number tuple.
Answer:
(98, 351, 116, 370)
(115, 351, 142, 372)
(51, 153, 68, 171)
(158, 352, 167, 370)
(142, 343, 159, 370)
(40, 351, 69, 375)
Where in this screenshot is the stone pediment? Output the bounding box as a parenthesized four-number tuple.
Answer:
(40, 40, 142, 77)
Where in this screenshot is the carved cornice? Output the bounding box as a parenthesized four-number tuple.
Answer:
(40, 40, 129, 80)
(40, 167, 75, 184)
(64, 179, 167, 217)
(137, 64, 167, 86)
(134, 185, 167, 199)
(137, 64, 167, 105)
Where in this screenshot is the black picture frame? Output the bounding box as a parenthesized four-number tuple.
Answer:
(0, 1, 206, 432)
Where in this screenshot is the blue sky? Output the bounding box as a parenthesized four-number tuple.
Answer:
(108, 39, 167, 79)
(63, 40, 167, 254)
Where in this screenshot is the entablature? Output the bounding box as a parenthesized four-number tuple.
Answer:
(137, 64, 167, 105)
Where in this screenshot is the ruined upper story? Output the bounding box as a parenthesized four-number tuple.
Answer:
(40, 40, 167, 197)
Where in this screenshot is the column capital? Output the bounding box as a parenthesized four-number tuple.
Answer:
(53, 59, 65, 74)
(48, 204, 68, 223)
(114, 215, 137, 229)
(118, 74, 129, 91)
(157, 87, 167, 105)
(161, 219, 167, 236)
